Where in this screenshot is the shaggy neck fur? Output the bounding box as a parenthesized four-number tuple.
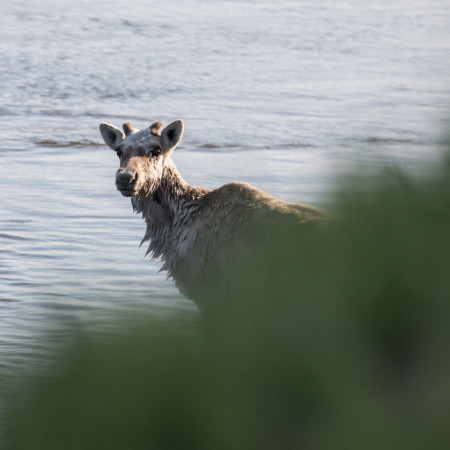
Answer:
(132, 158, 210, 276)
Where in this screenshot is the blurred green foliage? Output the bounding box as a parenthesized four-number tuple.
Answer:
(6, 154, 450, 449)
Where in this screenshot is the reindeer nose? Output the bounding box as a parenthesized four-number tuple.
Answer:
(116, 168, 138, 187)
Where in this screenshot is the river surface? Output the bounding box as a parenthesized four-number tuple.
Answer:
(1, 0, 450, 423)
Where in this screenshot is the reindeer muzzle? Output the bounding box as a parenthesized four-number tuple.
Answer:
(116, 168, 138, 196)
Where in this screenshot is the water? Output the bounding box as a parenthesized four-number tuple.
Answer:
(1, 0, 450, 421)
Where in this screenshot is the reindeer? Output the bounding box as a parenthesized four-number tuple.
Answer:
(99, 119, 326, 311)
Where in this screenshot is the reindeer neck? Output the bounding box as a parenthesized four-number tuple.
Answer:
(157, 159, 193, 214)
(132, 158, 208, 247)
(155, 158, 212, 218)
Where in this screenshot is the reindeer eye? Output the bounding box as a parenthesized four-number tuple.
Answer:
(116, 149, 123, 158)
(151, 147, 161, 158)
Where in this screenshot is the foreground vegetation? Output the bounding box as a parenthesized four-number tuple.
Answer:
(6, 152, 450, 449)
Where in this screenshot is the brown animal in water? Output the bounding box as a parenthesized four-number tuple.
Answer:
(99, 119, 325, 311)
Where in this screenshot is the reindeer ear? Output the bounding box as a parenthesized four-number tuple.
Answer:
(99, 123, 125, 150)
(161, 120, 184, 153)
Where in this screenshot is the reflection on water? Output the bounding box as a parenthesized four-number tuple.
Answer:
(0, 0, 450, 434)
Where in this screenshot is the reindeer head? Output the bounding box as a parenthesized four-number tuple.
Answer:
(99, 120, 184, 198)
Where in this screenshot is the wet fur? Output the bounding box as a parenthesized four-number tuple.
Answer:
(99, 119, 326, 309)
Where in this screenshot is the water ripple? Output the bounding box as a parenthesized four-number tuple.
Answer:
(0, 233, 32, 241)
(34, 139, 104, 148)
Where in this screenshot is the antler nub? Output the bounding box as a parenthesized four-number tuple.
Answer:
(123, 122, 134, 136)
(150, 121, 163, 136)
